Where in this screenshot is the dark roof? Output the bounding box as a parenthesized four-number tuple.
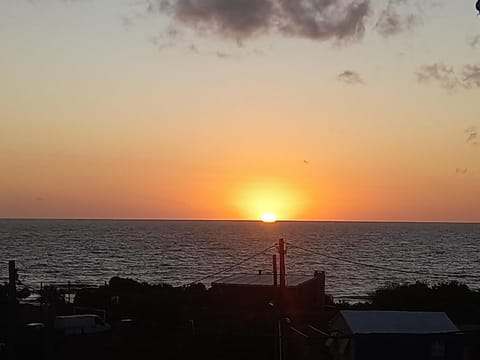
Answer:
(213, 273, 315, 288)
(339, 311, 459, 335)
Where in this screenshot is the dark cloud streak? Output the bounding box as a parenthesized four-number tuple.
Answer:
(465, 126, 478, 145)
(468, 34, 480, 48)
(152, 0, 372, 43)
(416, 63, 480, 91)
(276, 0, 371, 42)
(337, 70, 364, 84)
(462, 64, 480, 89)
(161, 0, 274, 40)
(375, 0, 420, 37)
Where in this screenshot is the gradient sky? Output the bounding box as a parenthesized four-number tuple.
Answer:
(1, 0, 479, 221)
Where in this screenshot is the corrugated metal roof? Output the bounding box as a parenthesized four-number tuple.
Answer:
(213, 273, 314, 287)
(339, 311, 459, 335)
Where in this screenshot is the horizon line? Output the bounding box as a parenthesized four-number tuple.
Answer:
(1, 217, 479, 225)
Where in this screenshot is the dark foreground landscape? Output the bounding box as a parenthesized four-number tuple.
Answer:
(2, 275, 480, 360)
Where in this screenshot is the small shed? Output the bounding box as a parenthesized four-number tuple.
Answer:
(210, 271, 325, 319)
(329, 310, 463, 360)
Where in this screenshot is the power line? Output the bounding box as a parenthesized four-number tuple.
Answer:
(190, 244, 277, 285)
(288, 233, 480, 280)
(288, 243, 480, 281)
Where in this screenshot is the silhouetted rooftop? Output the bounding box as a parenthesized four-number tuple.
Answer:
(339, 311, 459, 335)
(212, 273, 316, 288)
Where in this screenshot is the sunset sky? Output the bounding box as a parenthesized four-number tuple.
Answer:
(1, 0, 479, 222)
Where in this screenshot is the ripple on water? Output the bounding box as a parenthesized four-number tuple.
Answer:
(0, 220, 479, 298)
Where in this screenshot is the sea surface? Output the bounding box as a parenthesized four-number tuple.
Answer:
(1, 219, 479, 300)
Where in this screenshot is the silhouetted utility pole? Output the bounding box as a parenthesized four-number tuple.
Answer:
(277, 239, 287, 360)
(278, 238, 286, 291)
(273, 255, 278, 288)
(8, 260, 17, 360)
(278, 319, 283, 360)
(272, 254, 281, 360)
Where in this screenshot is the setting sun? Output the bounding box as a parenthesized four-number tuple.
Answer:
(232, 178, 307, 220)
(261, 213, 277, 223)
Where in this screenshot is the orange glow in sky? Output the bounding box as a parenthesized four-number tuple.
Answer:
(1, 1, 479, 222)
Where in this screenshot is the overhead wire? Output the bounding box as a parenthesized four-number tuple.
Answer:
(288, 242, 480, 281)
(190, 243, 277, 285)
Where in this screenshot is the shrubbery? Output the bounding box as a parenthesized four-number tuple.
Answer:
(351, 281, 480, 323)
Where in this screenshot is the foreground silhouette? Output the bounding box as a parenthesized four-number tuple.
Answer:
(1, 278, 480, 359)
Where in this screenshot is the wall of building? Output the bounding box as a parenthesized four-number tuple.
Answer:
(354, 334, 464, 360)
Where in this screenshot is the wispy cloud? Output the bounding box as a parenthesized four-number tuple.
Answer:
(375, 0, 420, 37)
(149, 25, 182, 51)
(186, 43, 234, 58)
(215, 51, 231, 59)
(149, 35, 175, 51)
(462, 64, 480, 89)
(416, 64, 457, 90)
(465, 126, 478, 145)
(416, 63, 480, 91)
(468, 34, 480, 48)
(337, 70, 364, 84)
(148, 0, 372, 43)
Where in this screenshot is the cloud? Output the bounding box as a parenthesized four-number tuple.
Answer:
(215, 51, 231, 59)
(416, 64, 458, 90)
(416, 63, 480, 91)
(337, 70, 364, 84)
(455, 168, 468, 175)
(159, 0, 274, 41)
(149, 25, 182, 51)
(121, 16, 134, 29)
(149, 35, 175, 51)
(462, 64, 480, 89)
(468, 34, 480, 48)
(465, 126, 478, 145)
(375, 0, 420, 37)
(152, 0, 372, 43)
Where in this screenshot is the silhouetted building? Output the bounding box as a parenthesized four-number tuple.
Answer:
(328, 310, 463, 360)
(210, 271, 325, 320)
(457, 325, 480, 360)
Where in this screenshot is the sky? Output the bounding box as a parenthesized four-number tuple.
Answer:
(1, 0, 479, 222)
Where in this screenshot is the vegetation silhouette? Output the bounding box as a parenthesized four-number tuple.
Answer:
(342, 281, 480, 324)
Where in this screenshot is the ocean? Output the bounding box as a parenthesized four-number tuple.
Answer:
(1, 219, 479, 300)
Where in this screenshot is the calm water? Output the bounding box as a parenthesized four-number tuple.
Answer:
(1, 219, 479, 300)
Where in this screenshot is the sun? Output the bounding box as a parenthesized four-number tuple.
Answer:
(233, 179, 306, 221)
(261, 213, 277, 223)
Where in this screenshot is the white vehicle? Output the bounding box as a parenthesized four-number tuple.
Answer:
(54, 314, 111, 335)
